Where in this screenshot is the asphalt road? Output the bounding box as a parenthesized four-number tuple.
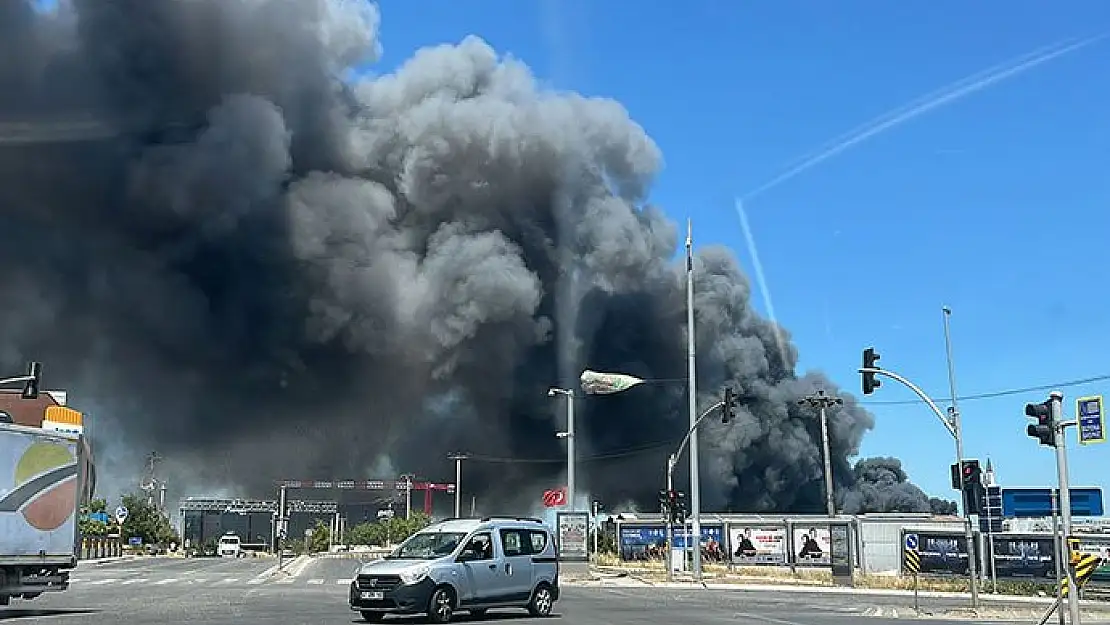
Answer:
(0, 556, 1104, 624)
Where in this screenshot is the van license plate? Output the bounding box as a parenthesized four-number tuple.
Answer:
(361, 591, 384, 600)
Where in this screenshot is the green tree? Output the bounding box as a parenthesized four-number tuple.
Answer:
(308, 519, 330, 553)
(78, 497, 110, 537)
(119, 493, 178, 546)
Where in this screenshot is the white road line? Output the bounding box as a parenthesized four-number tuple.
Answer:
(276, 576, 295, 584)
(86, 579, 118, 586)
(337, 579, 352, 585)
(307, 579, 324, 585)
(217, 578, 238, 584)
(191, 578, 207, 584)
(120, 578, 149, 586)
(247, 578, 265, 585)
(153, 578, 179, 585)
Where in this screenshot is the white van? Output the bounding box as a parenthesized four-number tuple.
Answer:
(218, 534, 242, 558)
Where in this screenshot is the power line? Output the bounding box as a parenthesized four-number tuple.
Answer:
(858, 373, 1110, 406)
(463, 373, 1110, 464)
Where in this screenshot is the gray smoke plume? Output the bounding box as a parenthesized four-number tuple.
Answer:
(0, 0, 950, 514)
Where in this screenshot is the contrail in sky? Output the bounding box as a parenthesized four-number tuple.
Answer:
(739, 33, 1108, 202)
(734, 33, 1107, 363)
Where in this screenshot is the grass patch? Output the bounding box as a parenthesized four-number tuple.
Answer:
(596, 556, 1072, 597)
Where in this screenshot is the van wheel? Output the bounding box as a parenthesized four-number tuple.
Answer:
(360, 612, 384, 622)
(426, 586, 455, 623)
(527, 583, 554, 617)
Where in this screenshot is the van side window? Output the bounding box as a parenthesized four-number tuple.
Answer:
(499, 529, 530, 556)
(463, 533, 494, 560)
(529, 530, 548, 553)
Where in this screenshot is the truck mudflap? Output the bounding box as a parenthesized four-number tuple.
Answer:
(0, 567, 71, 602)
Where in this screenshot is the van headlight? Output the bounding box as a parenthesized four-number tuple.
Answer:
(398, 566, 430, 586)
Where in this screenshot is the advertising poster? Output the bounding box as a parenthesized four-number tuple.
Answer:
(990, 535, 1056, 579)
(556, 512, 589, 562)
(916, 532, 971, 576)
(792, 525, 831, 566)
(728, 525, 787, 565)
(671, 525, 726, 562)
(618, 525, 668, 561)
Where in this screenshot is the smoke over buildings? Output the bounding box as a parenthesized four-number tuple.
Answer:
(0, 0, 950, 514)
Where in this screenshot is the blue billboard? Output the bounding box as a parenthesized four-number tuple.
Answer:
(618, 523, 723, 561)
(1001, 487, 1104, 518)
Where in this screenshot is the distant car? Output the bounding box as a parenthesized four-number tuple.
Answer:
(217, 534, 242, 558)
(349, 516, 560, 623)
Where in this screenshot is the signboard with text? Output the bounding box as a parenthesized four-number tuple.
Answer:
(556, 511, 589, 562)
(1078, 396, 1106, 445)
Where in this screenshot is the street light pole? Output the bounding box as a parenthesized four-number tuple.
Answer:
(664, 400, 725, 582)
(1049, 393, 1082, 625)
(400, 474, 415, 519)
(548, 388, 576, 510)
(685, 218, 703, 582)
(943, 306, 979, 610)
(447, 453, 468, 517)
(799, 390, 843, 518)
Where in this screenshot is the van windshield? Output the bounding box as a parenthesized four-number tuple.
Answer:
(387, 531, 466, 560)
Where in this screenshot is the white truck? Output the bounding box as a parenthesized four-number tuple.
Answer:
(0, 422, 94, 605)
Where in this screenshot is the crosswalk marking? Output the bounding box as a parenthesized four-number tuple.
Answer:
(70, 575, 360, 588)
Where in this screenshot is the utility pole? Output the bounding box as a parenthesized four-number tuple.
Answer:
(685, 218, 703, 582)
(548, 387, 576, 510)
(799, 390, 842, 517)
(399, 474, 416, 519)
(144, 451, 163, 510)
(447, 453, 469, 517)
(942, 306, 979, 609)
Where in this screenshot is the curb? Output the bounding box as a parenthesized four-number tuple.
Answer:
(77, 555, 137, 566)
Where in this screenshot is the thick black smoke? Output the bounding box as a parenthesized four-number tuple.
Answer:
(0, 0, 949, 514)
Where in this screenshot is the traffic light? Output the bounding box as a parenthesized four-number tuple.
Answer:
(21, 361, 41, 400)
(960, 460, 984, 515)
(668, 490, 687, 524)
(721, 388, 736, 424)
(658, 489, 669, 516)
(1025, 400, 1056, 447)
(861, 348, 881, 395)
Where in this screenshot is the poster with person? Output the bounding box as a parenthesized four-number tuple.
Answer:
(792, 525, 831, 566)
(728, 525, 787, 565)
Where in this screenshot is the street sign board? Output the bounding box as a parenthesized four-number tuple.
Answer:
(904, 533, 918, 551)
(1077, 396, 1106, 445)
(114, 505, 128, 524)
(1001, 487, 1104, 518)
(979, 485, 1004, 533)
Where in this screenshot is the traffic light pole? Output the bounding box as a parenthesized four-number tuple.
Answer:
(1049, 392, 1081, 625)
(859, 365, 977, 608)
(942, 307, 979, 611)
(664, 400, 724, 582)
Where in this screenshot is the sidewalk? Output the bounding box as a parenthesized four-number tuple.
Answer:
(570, 570, 1110, 611)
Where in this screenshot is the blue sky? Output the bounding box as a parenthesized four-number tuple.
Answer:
(367, 0, 1110, 504)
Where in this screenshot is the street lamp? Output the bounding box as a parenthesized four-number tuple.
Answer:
(547, 387, 575, 510)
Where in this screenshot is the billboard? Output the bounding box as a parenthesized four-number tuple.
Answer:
(728, 525, 787, 565)
(913, 531, 972, 576)
(990, 535, 1056, 579)
(792, 525, 831, 566)
(556, 512, 588, 562)
(618, 525, 668, 561)
(671, 524, 726, 562)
